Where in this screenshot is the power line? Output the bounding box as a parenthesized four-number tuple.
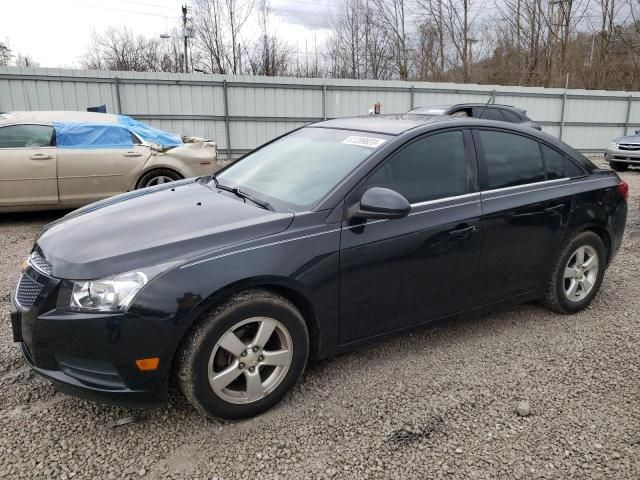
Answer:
(62, 0, 178, 18)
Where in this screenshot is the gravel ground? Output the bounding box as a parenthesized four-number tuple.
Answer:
(1, 159, 639, 479)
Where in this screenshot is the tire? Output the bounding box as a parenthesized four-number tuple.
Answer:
(177, 289, 309, 419)
(136, 168, 182, 189)
(610, 162, 629, 172)
(541, 231, 606, 314)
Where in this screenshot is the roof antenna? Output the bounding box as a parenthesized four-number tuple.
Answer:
(478, 97, 492, 119)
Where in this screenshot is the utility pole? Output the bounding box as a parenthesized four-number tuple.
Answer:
(182, 5, 189, 73)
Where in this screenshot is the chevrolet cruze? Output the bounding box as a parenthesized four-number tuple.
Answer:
(10, 115, 628, 419)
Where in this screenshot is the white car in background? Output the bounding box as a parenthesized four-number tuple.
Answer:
(0, 111, 219, 212)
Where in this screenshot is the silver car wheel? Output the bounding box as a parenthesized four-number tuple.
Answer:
(563, 245, 599, 302)
(145, 175, 174, 187)
(207, 317, 293, 405)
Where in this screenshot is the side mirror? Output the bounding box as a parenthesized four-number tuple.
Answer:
(355, 187, 411, 220)
(635, 129, 640, 135)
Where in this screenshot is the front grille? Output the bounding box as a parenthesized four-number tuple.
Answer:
(16, 273, 44, 310)
(619, 143, 640, 151)
(29, 251, 52, 275)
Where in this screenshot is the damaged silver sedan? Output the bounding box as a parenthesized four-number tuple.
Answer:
(0, 111, 219, 212)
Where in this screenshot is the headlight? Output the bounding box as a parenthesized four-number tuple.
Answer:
(609, 141, 618, 150)
(70, 271, 147, 312)
(59, 263, 175, 313)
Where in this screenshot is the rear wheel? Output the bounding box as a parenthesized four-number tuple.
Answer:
(541, 231, 606, 313)
(610, 161, 629, 172)
(136, 168, 182, 188)
(177, 290, 309, 419)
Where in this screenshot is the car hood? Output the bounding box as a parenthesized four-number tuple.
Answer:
(613, 134, 640, 143)
(36, 180, 294, 279)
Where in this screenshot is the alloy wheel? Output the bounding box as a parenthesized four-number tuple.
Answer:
(563, 245, 599, 302)
(207, 317, 293, 404)
(145, 175, 175, 187)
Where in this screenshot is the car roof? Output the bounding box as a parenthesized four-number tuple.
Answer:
(309, 114, 463, 135)
(309, 114, 571, 153)
(0, 111, 121, 126)
(411, 103, 526, 113)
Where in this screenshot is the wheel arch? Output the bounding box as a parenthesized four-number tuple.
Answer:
(175, 276, 322, 363)
(566, 223, 613, 265)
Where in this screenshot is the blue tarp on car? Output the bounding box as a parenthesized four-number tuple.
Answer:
(54, 122, 134, 149)
(118, 115, 183, 147)
(53, 116, 183, 149)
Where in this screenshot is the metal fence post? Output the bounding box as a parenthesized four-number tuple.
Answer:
(559, 92, 567, 141)
(491, 90, 496, 104)
(322, 83, 327, 120)
(114, 77, 122, 114)
(625, 95, 633, 136)
(410, 85, 415, 110)
(223, 79, 232, 159)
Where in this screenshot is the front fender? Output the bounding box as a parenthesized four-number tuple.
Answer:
(129, 223, 341, 360)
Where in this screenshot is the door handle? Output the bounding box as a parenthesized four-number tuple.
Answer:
(544, 204, 566, 214)
(449, 225, 479, 240)
(124, 151, 143, 157)
(29, 153, 53, 160)
(509, 211, 544, 218)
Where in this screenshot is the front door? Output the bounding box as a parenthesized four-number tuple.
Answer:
(57, 144, 151, 204)
(0, 124, 58, 207)
(339, 130, 483, 345)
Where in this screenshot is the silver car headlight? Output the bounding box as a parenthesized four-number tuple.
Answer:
(59, 263, 175, 313)
(609, 141, 618, 150)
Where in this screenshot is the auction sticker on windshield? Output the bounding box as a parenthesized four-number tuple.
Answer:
(342, 136, 387, 148)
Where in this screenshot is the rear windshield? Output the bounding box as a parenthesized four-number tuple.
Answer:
(216, 127, 390, 211)
(410, 106, 448, 115)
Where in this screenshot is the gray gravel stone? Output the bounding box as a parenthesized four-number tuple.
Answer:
(0, 157, 639, 479)
(516, 400, 531, 417)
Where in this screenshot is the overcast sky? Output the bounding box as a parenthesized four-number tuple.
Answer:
(1, 0, 334, 68)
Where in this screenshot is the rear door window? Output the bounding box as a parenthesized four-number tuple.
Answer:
(566, 159, 585, 178)
(367, 130, 468, 203)
(478, 130, 545, 189)
(541, 144, 566, 179)
(477, 108, 504, 121)
(0, 125, 54, 148)
(500, 109, 522, 123)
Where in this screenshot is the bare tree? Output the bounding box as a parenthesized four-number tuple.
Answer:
(81, 27, 183, 72)
(538, 0, 590, 86)
(372, 0, 410, 79)
(587, 0, 620, 88)
(192, 0, 254, 74)
(327, 0, 366, 78)
(247, 0, 291, 76)
(0, 42, 11, 66)
(14, 53, 38, 68)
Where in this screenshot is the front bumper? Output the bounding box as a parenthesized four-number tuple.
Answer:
(9, 267, 187, 408)
(605, 149, 640, 163)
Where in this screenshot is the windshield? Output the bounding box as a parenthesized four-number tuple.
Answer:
(215, 127, 390, 211)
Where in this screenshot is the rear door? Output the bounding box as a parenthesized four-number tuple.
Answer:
(0, 124, 58, 207)
(57, 130, 151, 204)
(339, 129, 483, 344)
(473, 129, 573, 302)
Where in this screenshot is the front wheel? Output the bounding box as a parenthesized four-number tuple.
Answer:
(541, 231, 606, 313)
(610, 161, 629, 172)
(136, 168, 182, 189)
(177, 290, 309, 419)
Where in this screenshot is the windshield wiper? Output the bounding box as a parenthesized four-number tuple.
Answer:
(210, 175, 274, 211)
